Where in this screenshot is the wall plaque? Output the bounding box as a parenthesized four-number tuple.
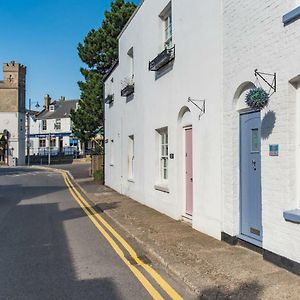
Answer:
(269, 144, 279, 156)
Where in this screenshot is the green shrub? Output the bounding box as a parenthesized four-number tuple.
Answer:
(93, 169, 103, 183)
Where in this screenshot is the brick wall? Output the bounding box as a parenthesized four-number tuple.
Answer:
(223, 0, 300, 263)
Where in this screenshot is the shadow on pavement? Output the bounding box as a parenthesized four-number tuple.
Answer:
(0, 167, 47, 176)
(198, 281, 263, 300)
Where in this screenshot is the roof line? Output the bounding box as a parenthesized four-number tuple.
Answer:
(103, 60, 119, 82)
(117, 0, 145, 40)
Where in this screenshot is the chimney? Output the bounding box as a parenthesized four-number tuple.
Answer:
(60, 96, 65, 101)
(44, 94, 51, 109)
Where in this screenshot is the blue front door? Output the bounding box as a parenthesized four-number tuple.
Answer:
(240, 111, 262, 245)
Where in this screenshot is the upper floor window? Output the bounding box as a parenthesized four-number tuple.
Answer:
(49, 105, 55, 112)
(55, 119, 61, 130)
(160, 2, 172, 49)
(42, 119, 47, 131)
(127, 47, 134, 78)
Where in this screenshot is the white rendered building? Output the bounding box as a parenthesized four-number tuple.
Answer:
(104, 0, 300, 273)
(104, 0, 223, 238)
(27, 95, 81, 157)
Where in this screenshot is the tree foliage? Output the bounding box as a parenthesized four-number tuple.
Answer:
(71, 0, 137, 142)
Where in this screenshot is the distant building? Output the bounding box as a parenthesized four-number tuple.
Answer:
(0, 61, 26, 166)
(27, 95, 81, 156)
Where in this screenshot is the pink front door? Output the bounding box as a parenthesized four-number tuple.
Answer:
(185, 128, 193, 216)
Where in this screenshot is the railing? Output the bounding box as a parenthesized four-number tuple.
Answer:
(105, 94, 114, 104)
(149, 45, 175, 72)
(121, 76, 134, 97)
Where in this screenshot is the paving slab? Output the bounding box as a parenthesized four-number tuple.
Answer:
(61, 165, 300, 299)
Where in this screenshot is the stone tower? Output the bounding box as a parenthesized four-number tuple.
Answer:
(0, 61, 26, 165)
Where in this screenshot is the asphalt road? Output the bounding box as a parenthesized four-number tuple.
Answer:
(0, 167, 193, 300)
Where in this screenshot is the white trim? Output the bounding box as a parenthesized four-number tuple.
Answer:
(154, 184, 169, 193)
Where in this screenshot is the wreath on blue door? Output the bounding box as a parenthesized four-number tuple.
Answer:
(245, 87, 269, 110)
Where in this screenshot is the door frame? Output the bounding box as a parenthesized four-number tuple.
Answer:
(184, 125, 193, 218)
(239, 110, 262, 247)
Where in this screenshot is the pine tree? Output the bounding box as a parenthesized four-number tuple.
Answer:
(71, 0, 137, 150)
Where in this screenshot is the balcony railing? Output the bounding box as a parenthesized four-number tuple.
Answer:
(121, 76, 134, 97)
(149, 45, 175, 72)
(105, 94, 114, 104)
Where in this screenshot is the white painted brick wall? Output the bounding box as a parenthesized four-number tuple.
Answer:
(223, 0, 300, 263)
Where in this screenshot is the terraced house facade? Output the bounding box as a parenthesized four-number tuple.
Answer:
(104, 0, 300, 273)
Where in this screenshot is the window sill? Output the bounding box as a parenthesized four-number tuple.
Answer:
(283, 209, 300, 224)
(283, 6, 300, 25)
(128, 178, 135, 183)
(154, 184, 169, 193)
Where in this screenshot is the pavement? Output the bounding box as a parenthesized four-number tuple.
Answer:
(56, 162, 300, 299)
(0, 166, 193, 300)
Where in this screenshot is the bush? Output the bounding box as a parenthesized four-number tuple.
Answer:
(93, 169, 104, 183)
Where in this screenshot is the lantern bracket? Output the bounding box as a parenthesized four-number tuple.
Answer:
(255, 69, 277, 93)
(188, 97, 205, 119)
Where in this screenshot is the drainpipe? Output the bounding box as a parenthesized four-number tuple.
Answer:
(102, 81, 106, 185)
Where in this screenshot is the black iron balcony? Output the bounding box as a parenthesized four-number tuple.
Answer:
(121, 77, 134, 97)
(105, 94, 114, 104)
(149, 45, 175, 72)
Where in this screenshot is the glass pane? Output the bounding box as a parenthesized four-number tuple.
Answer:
(251, 129, 259, 152)
(163, 158, 167, 167)
(164, 169, 167, 180)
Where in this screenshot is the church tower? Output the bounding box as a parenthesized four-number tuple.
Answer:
(0, 61, 26, 165)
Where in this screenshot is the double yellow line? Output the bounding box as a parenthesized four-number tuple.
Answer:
(60, 170, 183, 300)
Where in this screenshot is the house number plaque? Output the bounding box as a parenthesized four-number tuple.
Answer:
(269, 144, 279, 156)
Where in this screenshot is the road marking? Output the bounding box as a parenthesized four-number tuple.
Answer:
(61, 172, 165, 300)
(62, 171, 183, 300)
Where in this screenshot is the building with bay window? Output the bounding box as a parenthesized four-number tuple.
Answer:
(104, 0, 300, 274)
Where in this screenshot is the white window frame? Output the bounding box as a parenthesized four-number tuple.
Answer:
(49, 105, 55, 112)
(42, 119, 47, 131)
(39, 138, 46, 148)
(160, 2, 172, 49)
(50, 138, 56, 147)
(110, 139, 114, 166)
(127, 47, 134, 79)
(55, 119, 61, 130)
(157, 127, 168, 184)
(164, 13, 172, 48)
(128, 135, 134, 180)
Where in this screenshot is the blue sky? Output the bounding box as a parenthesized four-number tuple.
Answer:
(0, 0, 139, 109)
